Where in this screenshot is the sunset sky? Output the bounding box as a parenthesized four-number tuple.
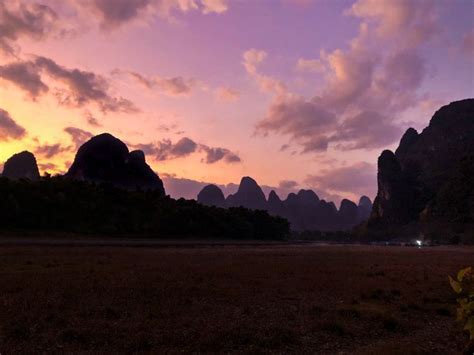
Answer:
(0, 0, 473, 204)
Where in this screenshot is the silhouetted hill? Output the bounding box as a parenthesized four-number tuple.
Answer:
(357, 196, 373, 222)
(226, 177, 267, 210)
(2, 151, 40, 181)
(338, 199, 359, 229)
(198, 178, 371, 232)
(66, 133, 165, 195)
(267, 190, 283, 215)
(197, 184, 226, 207)
(368, 98, 474, 241)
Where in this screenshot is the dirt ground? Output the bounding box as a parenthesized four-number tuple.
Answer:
(0, 243, 472, 353)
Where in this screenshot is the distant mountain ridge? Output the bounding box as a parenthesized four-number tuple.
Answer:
(198, 177, 372, 231)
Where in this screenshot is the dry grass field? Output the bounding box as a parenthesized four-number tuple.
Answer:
(0, 243, 472, 353)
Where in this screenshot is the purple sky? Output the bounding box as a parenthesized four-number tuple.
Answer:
(0, 0, 473, 204)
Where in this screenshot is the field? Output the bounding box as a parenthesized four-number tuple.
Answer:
(0, 242, 472, 353)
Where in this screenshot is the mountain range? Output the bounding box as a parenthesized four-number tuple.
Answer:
(198, 177, 372, 231)
(1, 98, 472, 240)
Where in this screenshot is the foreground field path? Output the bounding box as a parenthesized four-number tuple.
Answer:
(0, 244, 472, 353)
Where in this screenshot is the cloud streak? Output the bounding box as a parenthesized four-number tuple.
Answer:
(0, 108, 26, 141)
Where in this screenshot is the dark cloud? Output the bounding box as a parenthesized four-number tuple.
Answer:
(200, 145, 241, 164)
(90, 0, 151, 29)
(0, 57, 137, 114)
(133, 137, 197, 161)
(84, 111, 102, 127)
(0, 1, 58, 55)
(279, 144, 289, 151)
(0, 61, 48, 98)
(35, 56, 138, 113)
(34, 143, 69, 159)
(301, 136, 329, 153)
(305, 162, 376, 198)
(157, 137, 197, 160)
(64, 126, 93, 149)
(75, 0, 228, 30)
(132, 137, 241, 164)
(0, 108, 26, 141)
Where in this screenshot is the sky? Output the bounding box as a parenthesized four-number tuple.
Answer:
(0, 0, 473, 205)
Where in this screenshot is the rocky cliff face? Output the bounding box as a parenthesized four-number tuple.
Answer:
(369, 99, 474, 236)
(2, 151, 40, 180)
(197, 184, 226, 207)
(66, 133, 165, 195)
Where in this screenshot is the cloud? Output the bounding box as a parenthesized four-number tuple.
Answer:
(201, 0, 228, 14)
(215, 87, 240, 102)
(305, 161, 376, 198)
(253, 1, 439, 154)
(301, 136, 330, 153)
(199, 145, 241, 164)
(347, 0, 438, 47)
(0, 1, 58, 56)
(0, 57, 137, 114)
(331, 111, 403, 151)
(84, 111, 102, 127)
(87, 0, 152, 29)
(321, 46, 376, 110)
(243, 49, 267, 75)
(117, 70, 195, 97)
(382, 48, 426, 91)
(296, 58, 325, 73)
(133, 137, 241, 164)
(34, 127, 94, 160)
(243, 49, 286, 94)
(135, 137, 197, 161)
(72, 0, 229, 30)
(64, 126, 94, 149)
(35, 56, 138, 113)
(0, 61, 48, 98)
(34, 143, 69, 159)
(256, 95, 335, 142)
(0, 108, 26, 141)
